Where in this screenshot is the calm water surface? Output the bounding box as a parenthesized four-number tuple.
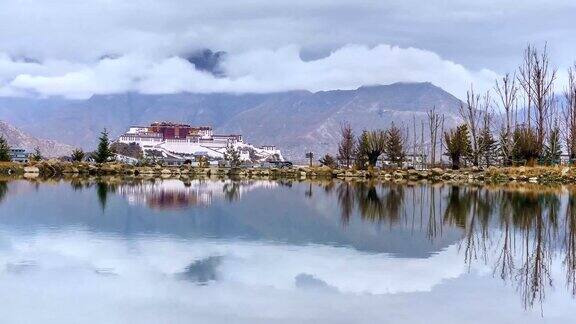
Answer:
(0, 178, 575, 323)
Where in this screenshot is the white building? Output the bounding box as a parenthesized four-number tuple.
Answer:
(117, 121, 283, 162)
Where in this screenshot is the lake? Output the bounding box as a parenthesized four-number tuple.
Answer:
(0, 178, 575, 323)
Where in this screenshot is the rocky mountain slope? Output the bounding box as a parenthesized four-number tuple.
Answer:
(0, 121, 74, 157)
(0, 82, 463, 159)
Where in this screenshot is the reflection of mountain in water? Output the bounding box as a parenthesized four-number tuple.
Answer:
(178, 256, 223, 285)
(117, 180, 278, 210)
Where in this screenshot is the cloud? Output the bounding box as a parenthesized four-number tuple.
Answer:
(0, 44, 498, 99)
(1, 1, 575, 67)
(0, 0, 574, 98)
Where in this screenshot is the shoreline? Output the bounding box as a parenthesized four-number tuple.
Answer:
(1, 161, 576, 185)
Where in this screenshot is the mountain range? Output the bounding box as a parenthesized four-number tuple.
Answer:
(0, 82, 463, 159)
(0, 121, 74, 157)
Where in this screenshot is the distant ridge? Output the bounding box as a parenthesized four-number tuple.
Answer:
(0, 120, 74, 157)
(0, 82, 462, 159)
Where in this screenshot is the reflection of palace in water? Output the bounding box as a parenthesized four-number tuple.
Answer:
(117, 180, 277, 210)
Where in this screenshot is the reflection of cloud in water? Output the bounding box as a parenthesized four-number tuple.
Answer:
(0, 230, 465, 295)
(117, 180, 277, 210)
(0, 229, 572, 322)
(5, 260, 37, 274)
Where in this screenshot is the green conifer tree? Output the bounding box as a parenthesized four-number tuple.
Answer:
(0, 136, 10, 162)
(95, 129, 113, 163)
(478, 125, 497, 167)
(355, 130, 370, 169)
(543, 127, 562, 165)
(384, 123, 405, 167)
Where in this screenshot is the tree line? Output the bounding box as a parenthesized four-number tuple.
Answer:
(318, 121, 406, 169)
(323, 44, 574, 170)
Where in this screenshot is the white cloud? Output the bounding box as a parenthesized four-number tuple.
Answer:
(0, 0, 573, 98)
(0, 45, 498, 99)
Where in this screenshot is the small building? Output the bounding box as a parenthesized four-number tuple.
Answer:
(10, 148, 31, 163)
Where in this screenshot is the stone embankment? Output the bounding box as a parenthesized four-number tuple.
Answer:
(1, 161, 576, 184)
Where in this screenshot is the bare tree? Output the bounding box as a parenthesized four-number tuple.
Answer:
(427, 106, 442, 165)
(420, 120, 425, 169)
(495, 73, 519, 165)
(518, 44, 557, 148)
(518, 45, 535, 128)
(440, 114, 445, 165)
(412, 114, 417, 168)
(459, 85, 482, 166)
(478, 102, 497, 166)
(565, 65, 576, 162)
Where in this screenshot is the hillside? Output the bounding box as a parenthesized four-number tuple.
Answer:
(0, 121, 74, 157)
(0, 82, 462, 159)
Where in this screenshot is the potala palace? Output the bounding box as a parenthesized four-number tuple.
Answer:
(117, 121, 283, 162)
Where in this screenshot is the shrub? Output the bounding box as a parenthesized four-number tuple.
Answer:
(356, 130, 386, 168)
(512, 126, 540, 166)
(444, 124, 471, 170)
(71, 149, 85, 162)
(319, 154, 337, 168)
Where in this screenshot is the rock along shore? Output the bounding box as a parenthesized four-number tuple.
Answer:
(1, 161, 576, 184)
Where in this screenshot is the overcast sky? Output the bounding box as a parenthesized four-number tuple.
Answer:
(0, 0, 575, 99)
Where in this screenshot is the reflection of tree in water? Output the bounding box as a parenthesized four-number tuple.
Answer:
(355, 182, 386, 222)
(0, 181, 7, 204)
(337, 182, 355, 225)
(70, 179, 84, 191)
(465, 188, 493, 267)
(494, 190, 516, 282)
(566, 195, 576, 297)
(332, 181, 576, 310)
(223, 182, 241, 202)
(443, 186, 473, 229)
(383, 184, 405, 222)
(322, 181, 335, 193)
(336, 181, 404, 224)
(96, 182, 117, 211)
(277, 180, 293, 188)
(495, 190, 559, 310)
(305, 183, 313, 198)
(460, 188, 564, 310)
(521, 193, 557, 310)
